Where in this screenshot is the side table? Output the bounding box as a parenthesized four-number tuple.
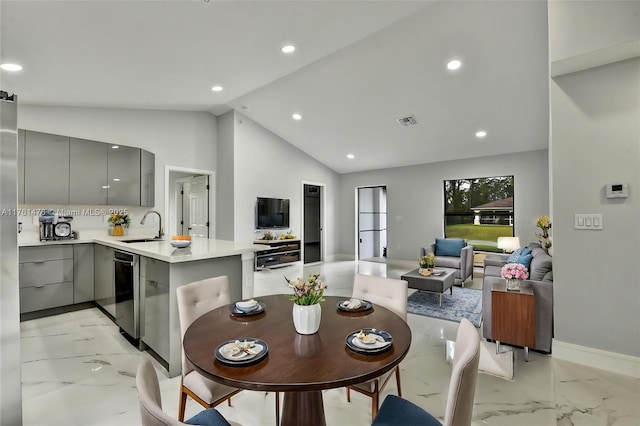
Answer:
(491, 282, 536, 361)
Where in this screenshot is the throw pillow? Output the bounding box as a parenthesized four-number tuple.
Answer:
(529, 253, 552, 280)
(435, 238, 466, 257)
(520, 247, 532, 257)
(515, 253, 533, 270)
(507, 248, 523, 263)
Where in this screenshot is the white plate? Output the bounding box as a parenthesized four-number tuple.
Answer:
(351, 335, 391, 350)
(220, 342, 265, 361)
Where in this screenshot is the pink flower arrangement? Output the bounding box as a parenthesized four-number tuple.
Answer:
(501, 263, 529, 280)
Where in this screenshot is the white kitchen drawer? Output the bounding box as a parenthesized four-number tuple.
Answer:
(20, 245, 73, 263)
(20, 259, 73, 288)
(20, 281, 74, 313)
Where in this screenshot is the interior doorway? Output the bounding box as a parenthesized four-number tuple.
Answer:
(357, 186, 387, 262)
(165, 166, 215, 238)
(303, 183, 323, 264)
(175, 175, 209, 237)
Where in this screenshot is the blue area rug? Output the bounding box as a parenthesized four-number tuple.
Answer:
(407, 287, 482, 327)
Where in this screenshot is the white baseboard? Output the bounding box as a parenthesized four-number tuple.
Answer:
(553, 339, 640, 378)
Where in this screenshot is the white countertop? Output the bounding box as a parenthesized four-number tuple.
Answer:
(19, 230, 269, 263)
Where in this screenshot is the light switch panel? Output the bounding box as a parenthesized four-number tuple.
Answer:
(575, 214, 603, 230)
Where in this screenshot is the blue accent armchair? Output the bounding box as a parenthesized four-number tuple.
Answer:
(420, 238, 474, 286)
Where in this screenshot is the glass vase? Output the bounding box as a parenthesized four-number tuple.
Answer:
(506, 278, 521, 291)
(292, 303, 321, 335)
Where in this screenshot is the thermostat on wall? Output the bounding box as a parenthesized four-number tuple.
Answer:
(606, 183, 628, 198)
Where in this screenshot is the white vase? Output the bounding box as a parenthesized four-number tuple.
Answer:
(292, 303, 321, 335)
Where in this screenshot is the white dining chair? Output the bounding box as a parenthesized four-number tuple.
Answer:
(176, 276, 242, 421)
(372, 318, 481, 426)
(346, 274, 408, 420)
(136, 359, 240, 426)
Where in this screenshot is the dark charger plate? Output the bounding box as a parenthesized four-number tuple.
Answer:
(336, 299, 373, 313)
(345, 328, 393, 355)
(229, 301, 266, 316)
(215, 338, 269, 367)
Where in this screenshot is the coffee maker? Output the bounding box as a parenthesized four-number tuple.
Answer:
(39, 210, 74, 241)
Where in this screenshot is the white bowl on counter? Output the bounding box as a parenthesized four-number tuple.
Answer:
(170, 240, 191, 248)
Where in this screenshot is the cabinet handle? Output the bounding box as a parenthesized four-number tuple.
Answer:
(34, 285, 45, 289)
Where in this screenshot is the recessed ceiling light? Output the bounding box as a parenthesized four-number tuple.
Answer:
(211, 85, 223, 92)
(111, 145, 119, 149)
(292, 113, 302, 120)
(281, 45, 296, 54)
(447, 59, 462, 70)
(475, 130, 487, 138)
(347, 154, 355, 159)
(113, 178, 120, 182)
(0, 63, 22, 71)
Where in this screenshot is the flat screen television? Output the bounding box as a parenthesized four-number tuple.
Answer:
(256, 197, 290, 229)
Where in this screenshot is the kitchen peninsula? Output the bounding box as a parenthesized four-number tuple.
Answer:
(18, 231, 268, 377)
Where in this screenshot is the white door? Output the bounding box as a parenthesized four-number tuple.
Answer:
(177, 175, 209, 237)
(186, 175, 209, 237)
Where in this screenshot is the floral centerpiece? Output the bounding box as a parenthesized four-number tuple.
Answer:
(108, 213, 131, 227)
(419, 254, 435, 269)
(285, 274, 327, 334)
(107, 213, 131, 236)
(285, 273, 327, 305)
(535, 215, 552, 249)
(419, 254, 435, 276)
(501, 263, 529, 291)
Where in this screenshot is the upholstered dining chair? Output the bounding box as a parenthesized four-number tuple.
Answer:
(136, 359, 240, 426)
(176, 276, 242, 422)
(372, 318, 481, 426)
(176, 276, 280, 424)
(347, 274, 409, 420)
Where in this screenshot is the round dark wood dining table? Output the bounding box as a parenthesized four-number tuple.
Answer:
(183, 295, 412, 426)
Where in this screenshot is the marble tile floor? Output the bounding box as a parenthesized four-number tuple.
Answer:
(20, 260, 640, 425)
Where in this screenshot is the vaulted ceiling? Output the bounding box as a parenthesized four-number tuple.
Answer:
(1, 1, 549, 173)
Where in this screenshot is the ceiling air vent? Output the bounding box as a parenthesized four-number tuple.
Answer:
(396, 115, 418, 127)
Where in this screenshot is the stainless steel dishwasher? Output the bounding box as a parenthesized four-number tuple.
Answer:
(114, 250, 140, 344)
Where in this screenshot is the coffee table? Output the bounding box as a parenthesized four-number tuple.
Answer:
(401, 268, 455, 306)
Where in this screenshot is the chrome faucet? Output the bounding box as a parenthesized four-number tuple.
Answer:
(140, 210, 164, 239)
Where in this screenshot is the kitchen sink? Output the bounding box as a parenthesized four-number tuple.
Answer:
(121, 238, 164, 243)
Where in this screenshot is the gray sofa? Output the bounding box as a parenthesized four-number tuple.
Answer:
(482, 242, 553, 353)
(420, 239, 474, 286)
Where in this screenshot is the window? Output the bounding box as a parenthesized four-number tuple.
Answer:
(443, 175, 514, 252)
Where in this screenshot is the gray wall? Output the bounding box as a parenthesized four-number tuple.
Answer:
(549, 1, 640, 357)
(216, 110, 235, 240)
(231, 111, 340, 257)
(338, 150, 549, 260)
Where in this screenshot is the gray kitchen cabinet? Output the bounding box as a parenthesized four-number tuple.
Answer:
(18, 129, 25, 204)
(140, 256, 170, 362)
(19, 246, 74, 313)
(94, 244, 115, 317)
(24, 130, 70, 204)
(141, 149, 155, 207)
(19, 129, 155, 206)
(69, 138, 108, 205)
(73, 244, 94, 303)
(108, 144, 140, 206)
